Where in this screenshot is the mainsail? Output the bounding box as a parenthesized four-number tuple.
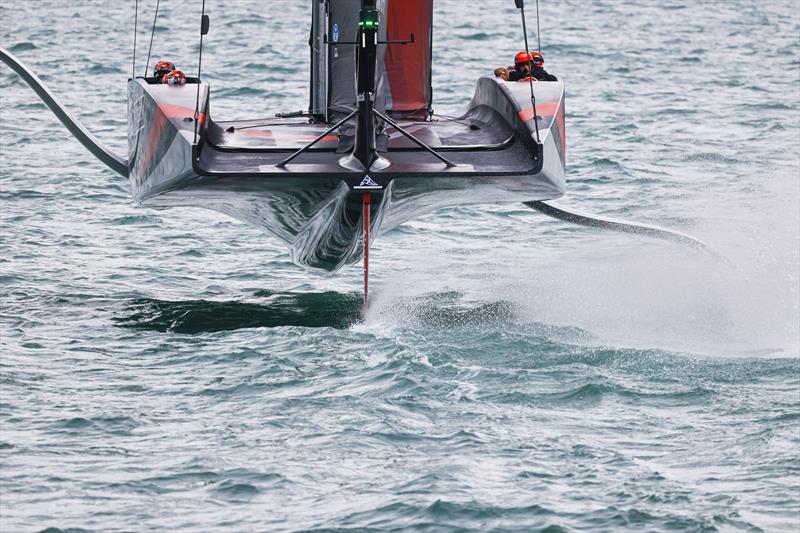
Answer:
(381, 0, 433, 119)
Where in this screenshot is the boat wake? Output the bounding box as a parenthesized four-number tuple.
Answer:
(357, 193, 799, 358)
(366, 291, 517, 329)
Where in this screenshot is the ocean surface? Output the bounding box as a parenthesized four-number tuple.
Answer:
(1, 0, 799, 531)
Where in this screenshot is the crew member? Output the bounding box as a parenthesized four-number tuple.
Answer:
(530, 52, 558, 81)
(494, 51, 558, 82)
(153, 60, 175, 82)
(163, 70, 186, 86)
(507, 51, 533, 82)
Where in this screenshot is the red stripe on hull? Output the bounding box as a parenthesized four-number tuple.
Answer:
(158, 103, 206, 125)
(518, 100, 561, 123)
(139, 111, 167, 181)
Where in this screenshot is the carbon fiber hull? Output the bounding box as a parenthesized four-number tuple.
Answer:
(128, 76, 566, 272)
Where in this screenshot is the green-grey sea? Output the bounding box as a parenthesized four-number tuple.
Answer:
(1, 0, 799, 531)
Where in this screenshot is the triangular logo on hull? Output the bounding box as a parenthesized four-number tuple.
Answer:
(354, 175, 382, 190)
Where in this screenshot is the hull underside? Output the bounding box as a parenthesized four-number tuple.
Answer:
(144, 169, 563, 271)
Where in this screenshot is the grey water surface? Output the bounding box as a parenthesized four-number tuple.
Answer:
(1, 0, 799, 531)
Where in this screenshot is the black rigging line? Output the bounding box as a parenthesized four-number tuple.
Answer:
(431, 113, 476, 128)
(193, 0, 207, 145)
(536, 0, 542, 52)
(518, 2, 541, 144)
(144, 0, 161, 77)
(132, 0, 139, 79)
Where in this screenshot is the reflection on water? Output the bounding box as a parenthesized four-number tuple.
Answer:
(116, 291, 363, 332)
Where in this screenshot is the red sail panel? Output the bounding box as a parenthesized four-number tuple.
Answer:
(383, 0, 432, 119)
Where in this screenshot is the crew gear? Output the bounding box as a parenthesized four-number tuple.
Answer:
(508, 69, 528, 82)
(153, 60, 175, 81)
(515, 51, 533, 65)
(530, 53, 557, 81)
(531, 66, 558, 82)
(514, 51, 533, 76)
(496, 51, 558, 82)
(163, 69, 186, 86)
(507, 51, 534, 81)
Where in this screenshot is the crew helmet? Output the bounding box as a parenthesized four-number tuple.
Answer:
(153, 60, 175, 80)
(531, 52, 544, 67)
(163, 69, 186, 86)
(514, 51, 533, 66)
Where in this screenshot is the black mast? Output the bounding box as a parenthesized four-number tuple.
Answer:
(284, 0, 450, 171)
(343, 0, 386, 171)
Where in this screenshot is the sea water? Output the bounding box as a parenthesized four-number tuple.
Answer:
(1, 0, 798, 531)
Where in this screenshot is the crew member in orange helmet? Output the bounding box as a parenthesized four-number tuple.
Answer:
(508, 51, 534, 81)
(530, 52, 558, 81)
(494, 51, 535, 81)
(495, 51, 558, 82)
(152, 60, 175, 82)
(163, 69, 187, 86)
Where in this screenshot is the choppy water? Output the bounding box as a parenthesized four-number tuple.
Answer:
(1, 0, 799, 531)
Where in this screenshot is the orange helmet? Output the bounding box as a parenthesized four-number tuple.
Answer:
(153, 60, 175, 80)
(515, 51, 533, 65)
(163, 69, 186, 86)
(531, 52, 544, 67)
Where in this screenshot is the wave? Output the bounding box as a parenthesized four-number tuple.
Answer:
(9, 42, 36, 52)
